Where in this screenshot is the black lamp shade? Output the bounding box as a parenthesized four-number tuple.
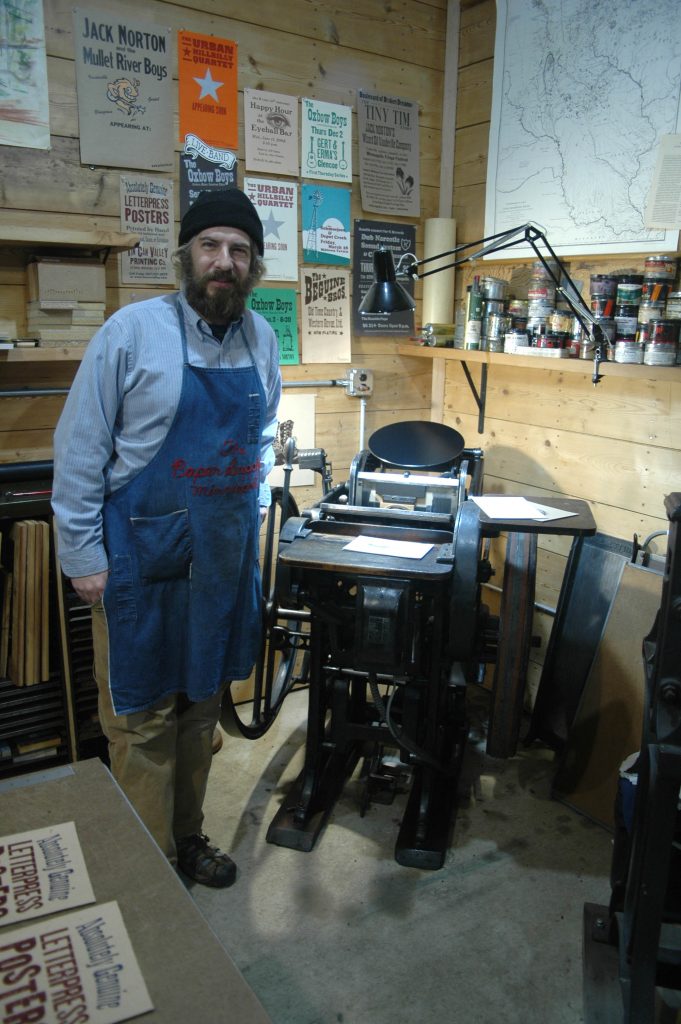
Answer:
(357, 248, 416, 314)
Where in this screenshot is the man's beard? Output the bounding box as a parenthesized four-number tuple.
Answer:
(183, 263, 252, 324)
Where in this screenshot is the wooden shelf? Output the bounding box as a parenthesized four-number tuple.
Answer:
(398, 343, 681, 433)
(0, 346, 86, 362)
(398, 344, 681, 382)
(0, 223, 138, 253)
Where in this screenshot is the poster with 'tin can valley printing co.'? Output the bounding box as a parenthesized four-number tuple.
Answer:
(73, 9, 173, 170)
(120, 175, 175, 285)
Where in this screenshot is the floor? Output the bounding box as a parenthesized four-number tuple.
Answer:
(189, 687, 614, 1024)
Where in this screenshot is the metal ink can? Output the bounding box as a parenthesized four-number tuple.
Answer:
(614, 314, 638, 338)
(528, 283, 556, 304)
(591, 296, 615, 318)
(644, 319, 680, 365)
(548, 311, 572, 334)
(649, 319, 680, 346)
(665, 292, 681, 319)
(504, 330, 530, 354)
(614, 341, 644, 364)
(615, 275, 643, 305)
(642, 278, 672, 303)
(508, 298, 528, 317)
(596, 318, 616, 343)
(481, 276, 507, 300)
(638, 301, 665, 325)
(590, 274, 617, 298)
(644, 254, 678, 279)
(535, 332, 565, 349)
(532, 258, 559, 281)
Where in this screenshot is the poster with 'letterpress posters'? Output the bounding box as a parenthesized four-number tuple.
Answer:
(357, 90, 420, 216)
(73, 9, 173, 171)
(120, 175, 175, 285)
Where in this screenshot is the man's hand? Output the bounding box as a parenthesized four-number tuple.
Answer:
(70, 571, 109, 605)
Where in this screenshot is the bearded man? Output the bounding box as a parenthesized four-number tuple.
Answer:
(52, 189, 281, 888)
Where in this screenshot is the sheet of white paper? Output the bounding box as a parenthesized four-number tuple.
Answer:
(344, 536, 433, 559)
(529, 503, 578, 521)
(470, 495, 578, 521)
(469, 496, 539, 518)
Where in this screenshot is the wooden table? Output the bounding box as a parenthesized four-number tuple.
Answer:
(0, 757, 271, 1024)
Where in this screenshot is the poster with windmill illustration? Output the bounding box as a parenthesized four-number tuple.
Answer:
(357, 89, 419, 216)
(302, 184, 350, 265)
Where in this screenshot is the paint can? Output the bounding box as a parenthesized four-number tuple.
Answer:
(528, 283, 556, 305)
(590, 274, 617, 298)
(643, 319, 680, 365)
(508, 298, 528, 318)
(614, 311, 638, 338)
(665, 292, 681, 319)
(615, 275, 643, 306)
(535, 332, 566, 349)
(422, 323, 456, 347)
(642, 277, 673, 304)
(614, 341, 644, 364)
(484, 312, 512, 345)
(591, 296, 615, 318)
(481, 276, 507, 300)
(638, 301, 665, 325)
(531, 258, 560, 281)
(504, 330, 530, 354)
(644, 254, 678, 279)
(596, 318, 616, 343)
(548, 310, 572, 334)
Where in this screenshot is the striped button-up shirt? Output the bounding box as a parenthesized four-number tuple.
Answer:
(52, 291, 281, 579)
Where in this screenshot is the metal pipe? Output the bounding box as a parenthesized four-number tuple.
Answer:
(283, 379, 349, 389)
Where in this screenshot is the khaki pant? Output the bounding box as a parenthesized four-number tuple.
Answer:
(91, 601, 223, 862)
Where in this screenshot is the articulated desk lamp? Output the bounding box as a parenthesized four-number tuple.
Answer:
(358, 222, 611, 385)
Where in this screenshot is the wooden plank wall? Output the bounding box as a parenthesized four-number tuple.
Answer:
(432, 0, 681, 695)
(0, 0, 446, 476)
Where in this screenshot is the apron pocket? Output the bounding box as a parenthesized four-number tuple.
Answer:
(131, 508, 192, 583)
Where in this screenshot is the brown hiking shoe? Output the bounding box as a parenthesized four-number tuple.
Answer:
(176, 833, 237, 888)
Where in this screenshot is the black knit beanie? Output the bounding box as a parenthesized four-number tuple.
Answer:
(178, 188, 264, 255)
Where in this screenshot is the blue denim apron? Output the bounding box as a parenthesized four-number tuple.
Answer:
(102, 301, 264, 714)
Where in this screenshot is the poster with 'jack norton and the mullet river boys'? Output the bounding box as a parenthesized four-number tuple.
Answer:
(73, 8, 173, 171)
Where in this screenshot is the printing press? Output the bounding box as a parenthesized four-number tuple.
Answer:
(222, 421, 596, 869)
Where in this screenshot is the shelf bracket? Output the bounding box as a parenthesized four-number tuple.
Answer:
(460, 360, 487, 433)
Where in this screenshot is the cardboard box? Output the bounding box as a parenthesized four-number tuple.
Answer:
(27, 258, 106, 306)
